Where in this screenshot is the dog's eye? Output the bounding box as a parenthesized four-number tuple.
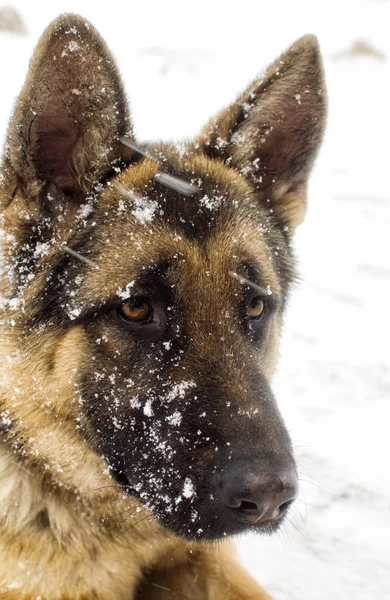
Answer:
(118, 297, 152, 323)
(247, 297, 265, 320)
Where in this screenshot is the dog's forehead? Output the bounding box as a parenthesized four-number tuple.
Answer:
(103, 150, 254, 225)
(97, 148, 269, 247)
(81, 151, 285, 305)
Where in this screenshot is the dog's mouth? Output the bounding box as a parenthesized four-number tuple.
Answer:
(111, 467, 292, 541)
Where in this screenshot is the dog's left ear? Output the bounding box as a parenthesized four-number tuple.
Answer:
(5, 13, 131, 203)
(197, 35, 327, 230)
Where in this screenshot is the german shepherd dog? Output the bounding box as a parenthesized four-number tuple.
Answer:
(0, 14, 326, 599)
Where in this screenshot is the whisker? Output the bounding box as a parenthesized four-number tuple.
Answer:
(298, 477, 334, 495)
(104, 505, 144, 522)
(110, 513, 152, 542)
(116, 183, 144, 203)
(285, 514, 307, 540)
(154, 171, 199, 196)
(279, 521, 292, 546)
(290, 503, 306, 528)
(167, 538, 182, 562)
(151, 583, 172, 593)
(117, 507, 148, 527)
(295, 463, 315, 477)
(119, 136, 155, 161)
(119, 136, 199, 196)
(228, 270, 271, 296)
(62, 245, 99, 269)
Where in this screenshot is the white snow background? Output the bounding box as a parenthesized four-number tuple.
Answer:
(1, 1, 389, 598)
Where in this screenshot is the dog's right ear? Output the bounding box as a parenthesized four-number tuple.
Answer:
(3, 14, 131, 204)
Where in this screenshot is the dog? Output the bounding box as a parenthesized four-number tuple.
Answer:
(0, 13, 326, 599)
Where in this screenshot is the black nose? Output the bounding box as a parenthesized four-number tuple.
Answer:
(217, 466, 299, 524)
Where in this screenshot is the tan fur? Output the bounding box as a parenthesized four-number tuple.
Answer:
(0, 174, 281, 598)
(0, 438, 272, 599)
(0, 13, 326, 600)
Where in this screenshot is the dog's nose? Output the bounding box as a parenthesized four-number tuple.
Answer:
(217, 467, 299, 524)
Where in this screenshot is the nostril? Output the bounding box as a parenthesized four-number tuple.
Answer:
(217, 466, 299, 525)
(238, 500, 258, 513)
(279, 499, 294, 514)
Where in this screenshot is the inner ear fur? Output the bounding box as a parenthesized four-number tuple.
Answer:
(4, 13, 132, 202)
(197, 35, 327, 230)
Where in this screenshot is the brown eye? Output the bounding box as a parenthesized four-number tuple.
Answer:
(119, 297, 152, 322)
(247, 297, 265, 320)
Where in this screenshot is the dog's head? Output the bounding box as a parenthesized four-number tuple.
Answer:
(0, 15, 326, 540)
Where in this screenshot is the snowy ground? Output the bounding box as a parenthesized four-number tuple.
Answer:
(1, 1, 389, 598)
